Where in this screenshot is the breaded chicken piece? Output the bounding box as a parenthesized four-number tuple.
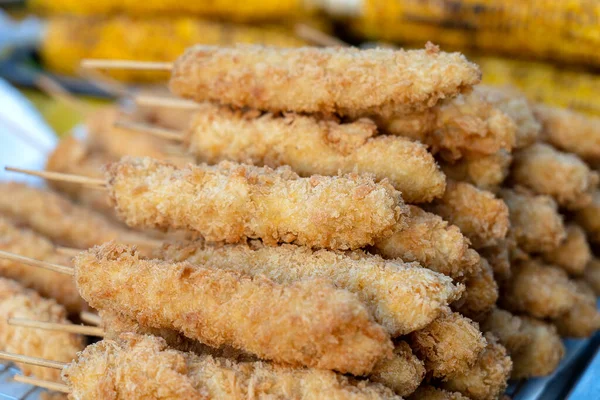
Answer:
(379, 89, 515, 161)
(158, 240, 463, 336)
(500, 187, 566, 254)
(510, 317, 565, 379)
(553, 280, 600, 338)
(440, 150, 512, 192)
(541, 224, 591, 276)
(75, 243, 392, 375)
(170, 44, 481, 118)
(441, 333, 512, 400)
(427, 181, 509, 249)
(0, 217, 86, 313)
(63, 334, 401, 400)
(535, 104, 600, 163)
(372, 205, 480, 280)
(409, 386, 469, 400)
(476, 85, 541, 149)
(584, 258, 600, 295)
(0, 278, 84, 381)
(107, 157, 406, 250)
(575, 190, 600, 243)
(478, 308, 533, 356)
(501, 260, 578, 319)
(409, 312, 487, 379)
(479, 240, 512, 281)
(182, 104, 446, 203)
(370, 341, 426, 397)
(511, 143, 599, 209)
(453, 258, 498, 320)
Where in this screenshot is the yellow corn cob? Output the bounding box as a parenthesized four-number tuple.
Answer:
(41, 16, 307, 82)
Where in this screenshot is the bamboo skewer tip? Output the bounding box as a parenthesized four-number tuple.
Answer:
(80, 312, 102, 327)
(0, 250, 75, 276)
(114, 121, 184, 142)
(4, 166, 107, 190)
(81, 59, 173, 71)
(8, 318, 104, 337)
(13, 375, 70, 393)
(0, 351, 66, 370)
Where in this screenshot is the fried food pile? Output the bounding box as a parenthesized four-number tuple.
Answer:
(1, 43, 599, 400)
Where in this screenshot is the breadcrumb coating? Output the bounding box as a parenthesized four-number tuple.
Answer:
(453, 258, 498, 320)
(370, 341, 426, 397)
(584, 258, 600, 295)
(75, 243, 392, 375)
(510, 317, 565, 379)
(184, 103, 446, 203)
(380, 89, 516, 161)
(372, 205, 480, 280)
(158, 240, 462, 336)
(501, 260, 578, 319)
(479, 240, 512, 282)
(511, 143, 599, 210)
(441, 333, 512, 400)
(63, 334, 401, 400)
(575, 190, 600, 244)
(541, 224, 591, 276)
(107, 157, 406, 250)
(0, 217, 86, 313)
(427, 181, 509, 249)
(500, 187, 566, 254)
(408, 386, 469, 400)
(409, 312, 487, 379)
(170, 44, 481, 118)
(479, 308, 533, 356)
(553, 280, 600, 338)
(0, 278, 84, 381)
(535, 104, 600, 163)
(440, 150, 512, 192)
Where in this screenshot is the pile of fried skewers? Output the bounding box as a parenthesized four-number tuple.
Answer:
(1, 42, 599, 400)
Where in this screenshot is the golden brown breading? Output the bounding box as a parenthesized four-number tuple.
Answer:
(427, 181, 509, 249)
(440, 150, 512, 192)
(511, 142, 599, 209)
(408, 386, 469, 400)
(0, 217, 86, 313)
(107, 157, 406, 250)
(453, 258, 498, 320)
(0, 278, 84, 381)
(553, 280, 600, 338)
(575, 190, 600, 243)
(541, 224, 591, 276)
(584, 258, 600, 295)
(158, 240, 463, 336)
(479, 240, 512, 281)
(441, 333, 512, 400)
(535, 104, 600, 163)
(370, 341, 426, 397)
(475, 85, 541, 149)
(170, 44, 481, 118)
(63, 333, 401, 400)
(379, 90, 516, 161)
(500, 187, 566, 254)
(510, 317, 565, 379)
(501, 260, 578, 319)
(75, 243, 392, 375)
(372, 205, 480, 280)
(409, 312, 487, 379)
(183, 104, 446, 203)
(478, 308, 532, 356)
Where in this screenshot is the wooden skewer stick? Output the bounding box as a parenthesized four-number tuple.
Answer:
(115, 121, 184, 142)
(294, 23, 349, 47)
(13, 375, 70, 394)
(55, 246, 81, 257)
(0, 351, 66, 370)
(4, 167, 107, 190)
(135, 95, 199, 110)
(77, 65, 131, 98)
(81, 59, 173, 71)
(36, 74, 91, 116)
(0, 250, 74, 276)
(80, 312, 102, 327)
(8, 318, 104, 337)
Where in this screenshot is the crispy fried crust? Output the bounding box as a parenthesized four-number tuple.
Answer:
(441, 333, 512, 400)
(440, 150, 512, 192)
(106, 157, 406, 250)
(501, 260, 578, 319)
(0, 217, 86, 313)
(511, 143, 599, 210)
(380, 89, 516, 161)
(500, 187, 566, 254)
(479, 308, 533, 356)
(75, 243, 392, 374)
(373, 205, 480, 280)
(409, 312, 487, 379)
(370, 341, 426, 397)
(158, 240, 462, 336)
(584, 258, 600, 295)
(479, 240, 512, 282)
(0, 278, 83, 381)
(453, 258, 498, 320)
(408, 386, 469, 400)
(170, 44, 481, 118)
(63, 334, 401, 400)
(427, 181, 509, 249)
(542, 224, 591, 276)
(575, 190, 600, 244)
(553, 280, 600, 338)
(185, 104, 446, 203)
